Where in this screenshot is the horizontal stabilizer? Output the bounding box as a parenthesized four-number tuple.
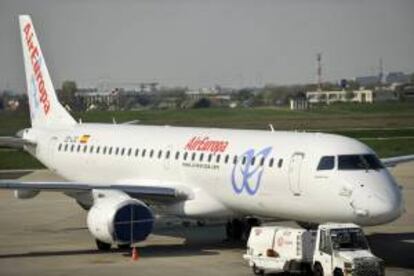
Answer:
(0, 137, 36, 148)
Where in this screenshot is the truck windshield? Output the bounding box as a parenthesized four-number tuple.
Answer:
(330, 228, 369, 251)
(338, 154, 383, 171)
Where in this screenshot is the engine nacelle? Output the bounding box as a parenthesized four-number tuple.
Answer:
(87, 190, 154, 245)
(14, 189, 40, 199)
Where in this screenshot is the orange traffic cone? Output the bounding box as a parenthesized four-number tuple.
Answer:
(131, 246, 139, 261)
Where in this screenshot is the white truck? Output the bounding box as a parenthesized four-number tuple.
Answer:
(243, 223, 384, 276)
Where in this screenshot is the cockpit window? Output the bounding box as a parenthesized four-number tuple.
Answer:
(338, 154, 383, 171)
(317, 156, 335, 170)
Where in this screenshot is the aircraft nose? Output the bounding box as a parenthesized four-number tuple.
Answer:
(351, 182, 404, 225)
(368, 186, 404, 224)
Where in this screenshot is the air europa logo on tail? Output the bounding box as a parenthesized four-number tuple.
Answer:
(23, 23, 50, 115)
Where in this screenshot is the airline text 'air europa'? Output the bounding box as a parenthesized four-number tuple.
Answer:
(185, 136, 229, 153)
(23, 23, 50, 115)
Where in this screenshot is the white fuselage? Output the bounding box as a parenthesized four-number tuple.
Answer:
(27, 123, 403, 226)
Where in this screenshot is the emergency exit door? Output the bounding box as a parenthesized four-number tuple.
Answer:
(288, 152, 305, 196)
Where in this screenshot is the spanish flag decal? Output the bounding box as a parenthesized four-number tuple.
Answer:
(79, 134, 91, 144)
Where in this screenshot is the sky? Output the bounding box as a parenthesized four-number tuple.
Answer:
(0, 0, 413, 93)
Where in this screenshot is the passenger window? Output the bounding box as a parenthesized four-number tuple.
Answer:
(103, 146, 107, 154)
(121, 148, 125, 156)
(64, 144, 69, 151)
(208, 154, 212, 162)
(128, 148, 132, 156)
(278, 159, 283, 168)
(142, 149, 146, 157)
(135, 148, 139, 157)
(191, 152, 196, 161)
(225, 155, 229, 164)
(242, 156, 246, 165)
(71, 144, 75, 152)
(115, 147, 119, 155)
(83, 145, 87, 153)
(175, 151, 180, 160)
(166, 151, 170, 159)
(233, 156, 238, 164)
(108, 147, 113, 155)
(317, 156, 335, 170)
(96, 146, 100, 154)
(251, 157, 255, 165)
(158, 150, 163, 159)
(58, 143, 62, 151)
(216, 154, 221, 163)
(183, 152, 188, 160)
(200, 153, 204, 162)
(150, 149, 154, 158)
(77, 145, 81, 152)
(90, 146, 94, 153)
(269, 158, 274, 167)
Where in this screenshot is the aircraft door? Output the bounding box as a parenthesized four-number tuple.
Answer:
(288, 152, 305, 196)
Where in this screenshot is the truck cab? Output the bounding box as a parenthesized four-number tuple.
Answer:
(313, 223, 384, 276)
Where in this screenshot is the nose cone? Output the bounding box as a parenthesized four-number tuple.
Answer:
(368, 187, 404, 224)
(351, 174, 404, 226)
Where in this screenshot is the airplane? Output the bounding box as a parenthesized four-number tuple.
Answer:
(0, 15, 413, 251)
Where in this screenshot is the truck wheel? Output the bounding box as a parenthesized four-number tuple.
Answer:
(333, 268, 344, 276)
(252, 264, 264, 276)
(301, 263, 312, 275)
(313, 263, 323, 276)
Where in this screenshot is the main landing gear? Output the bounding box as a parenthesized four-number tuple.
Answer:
(95, 239, 132, 251)
(226, 218, 261, 241)
(95, 239, 111, 251)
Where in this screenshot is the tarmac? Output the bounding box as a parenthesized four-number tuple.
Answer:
(0, 163, 413, 276)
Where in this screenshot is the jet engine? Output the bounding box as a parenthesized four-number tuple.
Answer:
(87, 190, 154, 245)
(14, 189, 40, 199)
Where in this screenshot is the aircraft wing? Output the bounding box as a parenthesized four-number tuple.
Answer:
(381, 154, 414, 167)
(0, 180, 190, 202)
(0, 136, 36, 148)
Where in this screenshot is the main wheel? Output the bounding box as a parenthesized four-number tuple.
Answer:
(95, 239, 111, 251)
(225, 219, 243, 241)
(333, 268, 344, 276)
(232, 219, 243, 240)
(313, 263, 324, 276)
(117, 243, 131, 250)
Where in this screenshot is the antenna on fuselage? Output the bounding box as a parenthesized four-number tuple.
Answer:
(112, 117, 117, 124)
(268, 124, 275, 132)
